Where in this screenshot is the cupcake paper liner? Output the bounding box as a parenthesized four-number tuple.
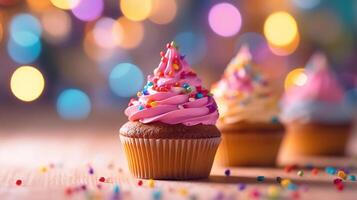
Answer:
(120, 135, 221, 179)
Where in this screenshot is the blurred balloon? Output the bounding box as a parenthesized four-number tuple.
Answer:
(71, 0, 103, 21)
(50, 0, 80, 10)
(284, 68, 307, 90)
(93, 17, 122, 49)
(116, 17, 144, 49)
(174, 31, 206, 65)
(120, 0, 152, 21)
(149, 0, 177, 25)
(208, 3, 242, 37)
(10, 66, 45, 102)
(57, 89, 91, 120)
(109, 63, 144, 97)
(10, 13, 42, 47)
(41, 8, 71, 44)
(7, 37, 42, 64)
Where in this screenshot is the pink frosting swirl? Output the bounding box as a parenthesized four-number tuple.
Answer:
(125, 42, 219, 126)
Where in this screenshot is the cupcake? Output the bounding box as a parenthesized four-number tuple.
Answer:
(119, 42, 221, 180)
(280, 53, 354, 158)
(212, 46, 284, 166)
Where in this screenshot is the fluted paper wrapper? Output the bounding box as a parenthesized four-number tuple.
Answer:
(120, 135, 221, 179)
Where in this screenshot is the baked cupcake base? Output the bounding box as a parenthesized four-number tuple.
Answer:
(216, 122, 284, 166)
(120, 121, 221, 180)
(280, 123, 351, 156)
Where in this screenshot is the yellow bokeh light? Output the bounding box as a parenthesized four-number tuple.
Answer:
(149, 0, 177, 24)
(120, 0, 152, 21)
(269, 32, 300, 56)
(27, 0, 52, 12)
(10, 66, 45, 102)
(116, 17, 144, 49)
(50, 0, 80, 10)
(284, 68, 308, 90)
(264, 11, 298, 47)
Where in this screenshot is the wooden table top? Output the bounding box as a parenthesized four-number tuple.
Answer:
(0, 126, 356, 200)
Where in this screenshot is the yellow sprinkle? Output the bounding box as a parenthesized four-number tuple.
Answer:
(150, 101, 157, 107)
(39, 166, 48, 173)
(172, 63, 180, 70)
(137, 91, 142, 97)
(148, 179, 155, 188)
(267, 185, 281, 198)
(178, 188, 188, 196)
(337, 170, 347, 180)
(281, 179, 291, 187)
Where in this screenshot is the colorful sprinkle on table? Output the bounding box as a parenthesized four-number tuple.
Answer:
(267, 186, 281, 198)
(297, 170, 304, 177)
(348, 175, 356, 181)
(337, 170, 347, 180)
(257, 176, 265, 182)
(312, 168, 319, 175)
(238, 183, 246, 191)
(152, 190, 162, 200)
(15, 179, 22, 186)
(148, 179, 155, 188)
(137, 180, 143, 186)
(325, 166, 337, 175)
(224, 169, 231, 176)
(99, 177, 105, 182)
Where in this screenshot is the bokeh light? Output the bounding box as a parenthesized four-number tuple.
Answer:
(0, 21, 3, 43)
(208, 3, 242, 37)
(120, 0, 152, 22)
(10, 66, 45, 102)
(57, 89, 91, 120)
(149, 0, 177, 25)
(174, 31, 206, 64)
(26, 0, 52, 12)
(291, 0, 320, 10)
(10, 13, 42, 47)
(50, 0, 80, 10)
(264, 11, 298, 47)
(284, 68, 307, 90)
(41, 8, 71, 44)
(268, 32, 300, 56)
(116, 17, 144, 49)
(93, 17, 122, 49)
(109, 63, 144, 97)
(72, 0, 103, 21)
(7, 37, 42, 63)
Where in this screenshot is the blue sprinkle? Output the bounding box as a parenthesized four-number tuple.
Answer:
(180, 55, 186, 60)
(271, 116, 279, 124)
(152, 190, 162, 200)
(238, 183, 246, 191)
(138, 105, 144, 110)
(147, 82, 154, 86)
(325, 166, 337, 175)
(143, 90, 149, 95)
(183, 83, 189, 88)
(113, 184, 120, 193)
(195, 93, 203, 99)
(287, 183, 298, 191)
(257, 176, 265, 182)
(349, 175, 356, 181)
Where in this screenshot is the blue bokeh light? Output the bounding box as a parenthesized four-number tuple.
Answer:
(57, 89, 91, 120)
(7, 37, 42, 64)
(109, 63, 144, 98)
(174, 31, 206, 65)
(10, 13, 42, 46)
(291, 0, 320, 10)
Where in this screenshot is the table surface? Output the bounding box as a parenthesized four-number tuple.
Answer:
(0, 109, 357, 200)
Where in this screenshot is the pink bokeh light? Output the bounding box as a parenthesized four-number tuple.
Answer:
(208, 3, 242, 37)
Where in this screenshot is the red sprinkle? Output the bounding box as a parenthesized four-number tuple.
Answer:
(65, 187, 73, 196)
(333, 178, 342, 185)
(311, 168, 319, 175)
(285, 164, 297, 173)
(99, 177, 106, 182)
(137, 180, 143, 186)
(336, 182, 344, 191)
(15, 179, 22, 186)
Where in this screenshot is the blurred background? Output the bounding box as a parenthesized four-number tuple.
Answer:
(0, 0, 356, 128)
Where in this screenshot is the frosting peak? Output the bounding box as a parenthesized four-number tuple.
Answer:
(281, 53, 354, 124)
(212, 45, 280, 125)
(125, 42, 219, 126)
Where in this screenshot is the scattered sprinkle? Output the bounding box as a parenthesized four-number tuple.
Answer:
(178, 188, 188, 196)
(276, 176, 282, 183)
(284, 165, 296, 173)
(137, 180, 143, 186)
(311, 168, 319, 175)
(99, 177, 105, 182)
(138, 105, 144, 110)
(148, 179, 155, 188)
(81, 184, 87, 191)
(238, 183, 246, 191)
(183, 83, 189, 88)
(257, 176, 265, 182)
(291, 191, 300, 199)
(152, 190, 162, 200)
(65, 187, 73, 196)
(195, 93, 203, 99)
(224, 169, 231, 176)
(297, 170, 304, 177)
(15, 179, 22, 186)
(337, 170, 347, 180)
(336, 182, 344, 191)
(287, 183, 298, 191)
(250, 189, 260, 198)
(333, 178, 342, 185)
(88, 167, 94, 175)
(271, 116, 279, 124)
(39, 166, 48, 173)
(325, 166, 337, 175)
(267, 186, 281, 198)
(281, 179, 291, 188)
(348, 175, 356, 181)
(113, 184, 120, 194)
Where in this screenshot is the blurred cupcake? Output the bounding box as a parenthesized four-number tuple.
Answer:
(212, 46, 284, 166)
(280, 53, 354, 158)
(119, 42, 221, 180)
